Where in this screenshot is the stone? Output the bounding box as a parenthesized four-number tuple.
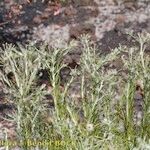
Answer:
(64, 5, 77, 16)
(70, 0, 97, 6)
(115, 14, 126, 25)
(33, 15, 42, 24)
(70, 23, 96, 40)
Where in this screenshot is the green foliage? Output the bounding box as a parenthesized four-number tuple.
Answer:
(0, 33, 150, 150)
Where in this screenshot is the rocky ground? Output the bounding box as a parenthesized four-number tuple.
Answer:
(0, 0, 150, 142)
